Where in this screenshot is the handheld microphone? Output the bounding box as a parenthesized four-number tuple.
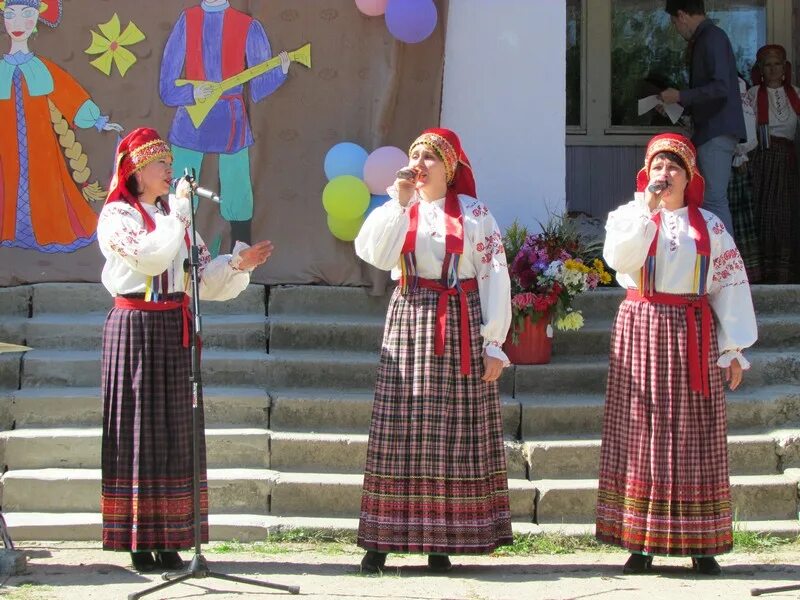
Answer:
(647, 181, 669, 194)
(171, 176, 221, 204)
(395, 167, 418, 182)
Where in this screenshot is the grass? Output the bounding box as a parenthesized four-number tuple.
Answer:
(1, 583, 54, 600)
(732, 529, 800, 553)
(206, 527, 800, 557)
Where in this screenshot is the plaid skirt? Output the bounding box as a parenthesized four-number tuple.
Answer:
(750, 139, 800, 283)
(595, 297, 732, 557)
(101, 295, 208, 551)
(727, 166, 761, 282)
(357, 285, 513, 554)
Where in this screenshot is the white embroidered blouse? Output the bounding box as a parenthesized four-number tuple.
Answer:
(97, 195, 252, 300)
(355, 191, 512, 365)
(603, 193, 757, 368)
(746, 84, 800, 141)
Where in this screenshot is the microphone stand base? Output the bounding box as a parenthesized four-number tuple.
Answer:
(128, 552, 300, 599)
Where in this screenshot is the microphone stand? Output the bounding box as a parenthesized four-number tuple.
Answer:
(129, 170, 299, 599)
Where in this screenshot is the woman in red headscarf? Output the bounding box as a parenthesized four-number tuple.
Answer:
(596, 133, 757, 576)
(97, 127, 273, 573)
(354, 128, 513, 573)
(746, 44, 800, 283)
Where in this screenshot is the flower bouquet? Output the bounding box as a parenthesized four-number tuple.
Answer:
(502, 217, 611, 364)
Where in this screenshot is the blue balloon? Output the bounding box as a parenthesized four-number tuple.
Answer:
(324, 142, 369, 180)
(366, 194, 391, 216)
(385, 0, 437, 44)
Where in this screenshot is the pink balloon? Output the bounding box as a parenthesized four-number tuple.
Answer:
(363, 146, 409, 195)
(355, 0, 388, 17)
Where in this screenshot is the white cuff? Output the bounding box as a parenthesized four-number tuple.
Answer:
(228, 240, 252, 272)
(717, 349, 751, 370)
(483, 340, 510, 368)
(732, 154, 749, 167)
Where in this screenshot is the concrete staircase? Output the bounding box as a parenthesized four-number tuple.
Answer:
(0, 283, 798, 541)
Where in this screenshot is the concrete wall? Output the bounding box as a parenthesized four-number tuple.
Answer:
(440, 0, 566, 232)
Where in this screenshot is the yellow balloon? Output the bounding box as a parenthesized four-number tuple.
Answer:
(327, 214, 365, 242)
(322, 175, 370, 220)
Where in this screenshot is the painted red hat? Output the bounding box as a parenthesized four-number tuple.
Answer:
(2, 0, 62, 27)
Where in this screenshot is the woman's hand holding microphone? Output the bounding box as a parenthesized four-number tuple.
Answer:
(394, 166, 419, 207)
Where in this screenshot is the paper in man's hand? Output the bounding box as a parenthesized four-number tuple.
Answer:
(638, 94, 684, 125)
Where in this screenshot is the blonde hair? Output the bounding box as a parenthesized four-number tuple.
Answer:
(48, 99, 105, 202)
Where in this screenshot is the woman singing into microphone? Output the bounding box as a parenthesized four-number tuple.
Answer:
(596, 133, 757, 576)
(354, 128, 513, 573)
(97, 127, 272, 573)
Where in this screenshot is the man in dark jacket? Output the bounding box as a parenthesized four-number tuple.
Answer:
(659, 0, 746, 233)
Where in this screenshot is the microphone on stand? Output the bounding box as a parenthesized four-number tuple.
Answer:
(171, 176, 221, 203)
(647, 180, 669, 194)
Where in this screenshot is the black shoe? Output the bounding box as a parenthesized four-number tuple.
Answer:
(130, 551, 157, 572)
(427, 554, 452, 572)
(692, 556, 721, 575)
(156, 551, 185, 571)
(622, 553, 653, 574)
(360, 551, 387, 574)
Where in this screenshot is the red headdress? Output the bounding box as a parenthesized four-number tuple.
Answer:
(636, 133, 711, 296)
(751, 44, 800, 131)
(1, 0, 62, 27)
(106, 127, 172, 232)
(401, 128, 476, 291)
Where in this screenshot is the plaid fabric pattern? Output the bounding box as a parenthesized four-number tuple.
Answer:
(101, 295, 208, 551)
(596, 298, 732, 557)
(358, 286, 513, 554)
(727, 166, 762, 282)
(750, 140, 800, 283)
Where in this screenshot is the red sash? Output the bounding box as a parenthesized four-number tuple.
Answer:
(414, 277, 478, 376)
(115, 294, 192, 349)
(626, 289, 711, 398)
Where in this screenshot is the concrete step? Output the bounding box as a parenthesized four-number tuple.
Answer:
(514, 351, 800, 396)
(269, 315, 384, 352)
(268, 285, 800, 322)
(0, 354, 21, 392)
(0, 469, 537, 521)
(526, 433, 788, 479)
(268, 388, 522, 439)
(266, 312, 800, 355)
(0, 286, 31, 317)
(4, 512, 800, 543)
(519, 386, 800, 438)
(26, 282, 266, 316)
(0, 468, 276, 514)
(0, 387, 269, 429)
(21, 349, 267, 388)
(0, 427, 270, 470)
(534, 474, 800, 524)
(0, 313, 267, 351)
(268, 432, 528, 479)
(269, 285, 390, 318)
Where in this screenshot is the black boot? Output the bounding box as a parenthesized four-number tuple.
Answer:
(130, 551, 157, 572)
(692, 556, 721, 575)
(427, 554, 452, 572)
(229, 219, 252, 250)
(156, 551, 185, 570)
(622, 553, 653, 574)
(360, 550, 387, 574)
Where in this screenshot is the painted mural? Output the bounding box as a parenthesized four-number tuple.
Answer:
(0, 0, 122, 253)
(0, 0, 446, 288)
